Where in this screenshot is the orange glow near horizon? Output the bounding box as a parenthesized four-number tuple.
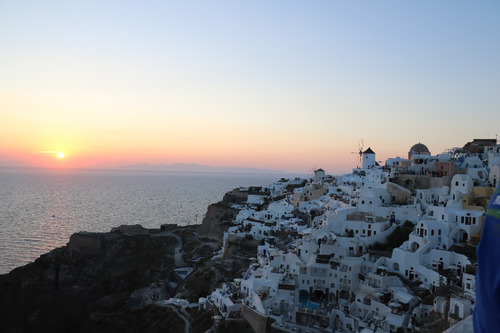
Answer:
(1, 2, 500, 175)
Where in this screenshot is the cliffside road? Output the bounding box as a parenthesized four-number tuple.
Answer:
(174, 233, 185, 267)
(167, 305, 190, 333)
(152, 231, 185, 267)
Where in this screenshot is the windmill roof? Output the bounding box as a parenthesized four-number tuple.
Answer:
(363, 147, 375, 154)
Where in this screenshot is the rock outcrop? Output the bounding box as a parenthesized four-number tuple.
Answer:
(196, 195, 239, 244)
(0, 227, 179, 332)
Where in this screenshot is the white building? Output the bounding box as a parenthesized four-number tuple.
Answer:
(362, 147, 376, 169)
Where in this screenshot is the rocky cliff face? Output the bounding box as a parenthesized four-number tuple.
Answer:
(196, 192, 242, 243)
(222, 188, 248, 204)
(0, 225, 179, 333)
(0, 191, 252, 333)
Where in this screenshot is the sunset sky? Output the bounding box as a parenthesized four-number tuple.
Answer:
(1, 1, 499, 174)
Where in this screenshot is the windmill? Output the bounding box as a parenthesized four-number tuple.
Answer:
(309, 165, 319, 179)
(351, 139, 364, 168)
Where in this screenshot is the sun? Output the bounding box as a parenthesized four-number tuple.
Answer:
(57, 152, 65, 159)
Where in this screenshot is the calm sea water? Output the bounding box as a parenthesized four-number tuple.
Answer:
(0, 168, 282, 274)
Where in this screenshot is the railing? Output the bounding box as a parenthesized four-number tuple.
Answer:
(314, 283, 326, 290)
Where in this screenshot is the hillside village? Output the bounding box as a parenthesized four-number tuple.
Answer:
(201, 139, 500, 333)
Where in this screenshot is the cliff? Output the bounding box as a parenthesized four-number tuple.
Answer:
(0, 193, 253, 333)
(196, 188, 243, 243)
(0, 225, 183, 332)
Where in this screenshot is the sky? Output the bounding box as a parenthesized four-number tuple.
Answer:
(1, 1, 499, 174)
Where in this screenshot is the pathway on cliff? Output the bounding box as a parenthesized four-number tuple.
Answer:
(167, 305, 190, 333)
(151, 231, 185, 267)
(171, 232, 185, 267)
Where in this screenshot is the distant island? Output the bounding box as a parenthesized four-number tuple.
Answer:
(118, 162, 286, 174)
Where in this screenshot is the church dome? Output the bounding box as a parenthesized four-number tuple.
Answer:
(408, 143, 430, 159)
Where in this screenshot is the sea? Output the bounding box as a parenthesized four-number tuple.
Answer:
(0, 168, 287, 275)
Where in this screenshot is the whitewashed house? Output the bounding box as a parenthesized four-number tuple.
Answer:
(358, 187, 391, 212)
(463, 156, 488, 183)
(489, 164, 500, 187)
(433, 296, 448, 315)
(448, 297, 472, 320)
(462, 272, 476, 297)
(211, 283, 242, 318)
(447, 208, 484, 244)
(450, 174, 474, 201)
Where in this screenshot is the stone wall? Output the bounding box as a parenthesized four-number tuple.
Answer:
(242, 304, 268, 333)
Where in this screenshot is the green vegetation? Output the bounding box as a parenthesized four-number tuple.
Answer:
(370, 220, 414, 251)
(386, 220, 414, 247)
